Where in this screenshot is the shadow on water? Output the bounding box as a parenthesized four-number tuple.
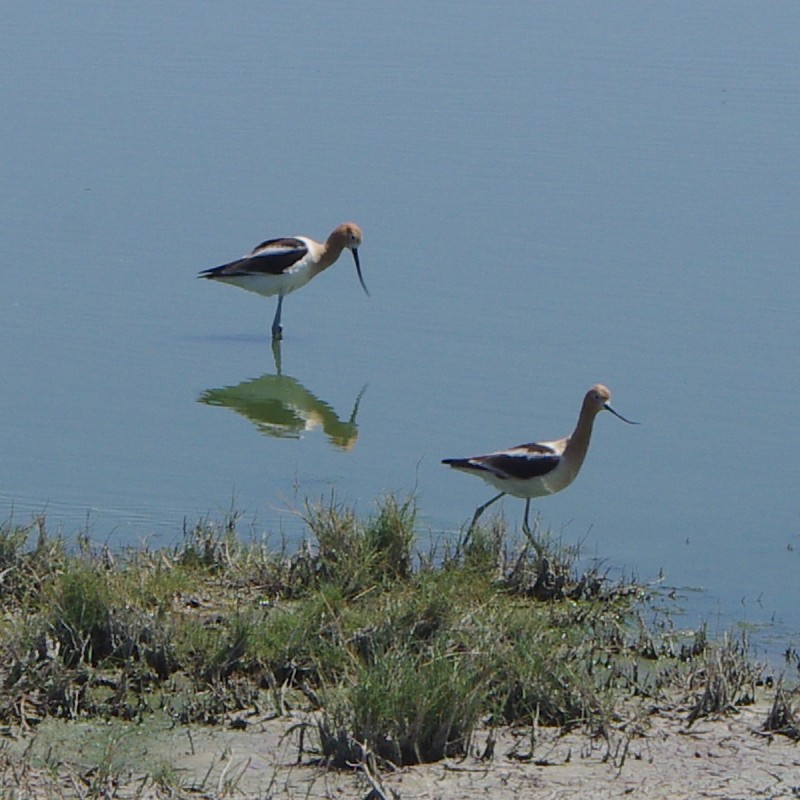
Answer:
(198, 340, 367, 451)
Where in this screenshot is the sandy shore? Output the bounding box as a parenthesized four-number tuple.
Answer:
(5, 695, 798, 799)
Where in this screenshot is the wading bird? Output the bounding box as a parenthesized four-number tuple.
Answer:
(442, 384, 637, 534)
(199, 222, 367, 340)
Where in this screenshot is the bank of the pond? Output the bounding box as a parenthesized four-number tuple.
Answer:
(0, 497, 797, 798)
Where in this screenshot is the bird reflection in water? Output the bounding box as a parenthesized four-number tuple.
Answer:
(198, 341, 366, 451)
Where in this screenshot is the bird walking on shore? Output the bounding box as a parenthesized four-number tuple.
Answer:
(199, 222, 367, 340)
(442, 384, 638, 534)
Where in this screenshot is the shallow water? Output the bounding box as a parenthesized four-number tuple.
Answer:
(2, 4, 798, 664)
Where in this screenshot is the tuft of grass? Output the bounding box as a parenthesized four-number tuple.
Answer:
(177, 512, 242, 571)
(461, 515, 506, 574)
(762, 682, 800, 740)
(0, 516, 67, 606)
(685, 632, 761, 726)
(363, 493, 416, 581)
(301, 493, 416, 596)
(320, 638, 486, 766)
(49, 560, 116, 667)
(489, 606, 599, 728)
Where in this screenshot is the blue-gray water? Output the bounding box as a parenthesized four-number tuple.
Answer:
(2, 4, 798, 665)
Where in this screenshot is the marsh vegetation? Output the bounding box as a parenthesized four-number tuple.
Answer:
(0, 497, 796, 796)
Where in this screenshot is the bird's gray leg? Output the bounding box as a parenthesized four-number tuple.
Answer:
(469, 492, 505, 532)
(521, 499, 544, 559)
(271, 295, 284, 340)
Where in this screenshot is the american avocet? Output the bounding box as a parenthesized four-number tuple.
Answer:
(199, 222, 367, 340)
(442, 384, 637, 534)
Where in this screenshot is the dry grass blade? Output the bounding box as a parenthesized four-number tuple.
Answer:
(686, 633, 760, 727)
(762, 683, 800, 740)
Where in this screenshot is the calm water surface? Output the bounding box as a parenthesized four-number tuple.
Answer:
(2, 4, 798, 663)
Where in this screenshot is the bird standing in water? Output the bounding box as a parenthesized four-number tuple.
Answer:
(199, 222, 367, 340)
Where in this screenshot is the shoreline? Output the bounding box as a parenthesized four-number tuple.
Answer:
(0, 502, 797, 798)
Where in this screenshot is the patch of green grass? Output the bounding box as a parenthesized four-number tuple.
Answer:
(321, 636, 486, 766)
(300, 492, 416, 596)
(49, 559, 117, 666)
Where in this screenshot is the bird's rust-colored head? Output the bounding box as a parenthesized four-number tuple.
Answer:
(584, 384, 638, 424)
(329, 222, 368, 296)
